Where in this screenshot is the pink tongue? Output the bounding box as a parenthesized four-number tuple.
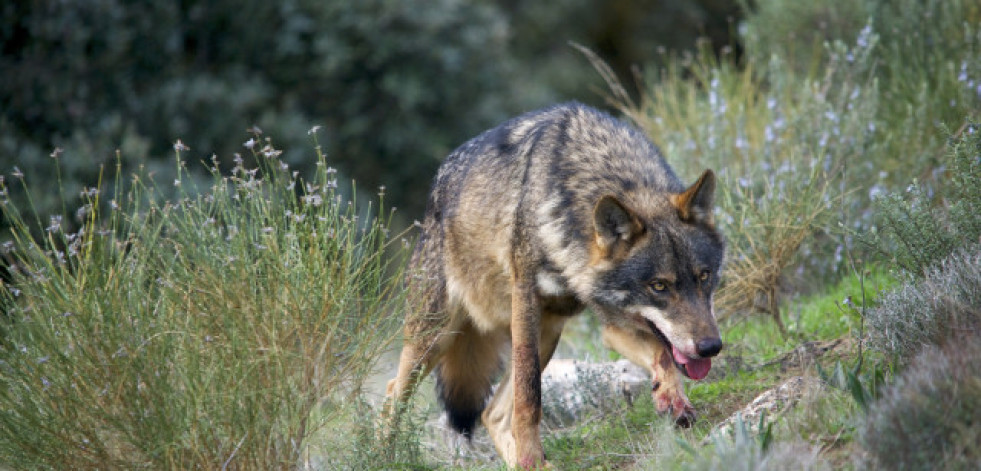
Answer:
(672, 345, 712, 381)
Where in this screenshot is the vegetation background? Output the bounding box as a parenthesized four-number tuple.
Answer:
(0, 0, 738, 223)
(1, 0, 980, 469)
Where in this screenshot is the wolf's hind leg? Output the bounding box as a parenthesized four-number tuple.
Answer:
(602, 324, 695, 426)
(381, 337, 442, 441)
(382, 304, 451, 438)
(385, 340, 439, 404)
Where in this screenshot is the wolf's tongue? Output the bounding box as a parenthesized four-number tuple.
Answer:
(672, 345, 712, 381)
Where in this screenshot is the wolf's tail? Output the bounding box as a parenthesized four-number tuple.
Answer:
(434, 323, 504, 439)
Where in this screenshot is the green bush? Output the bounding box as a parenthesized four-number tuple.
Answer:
(673, 418, 829, 471)
(865, 247, 981, 364)
(862, 334, 981, 470)
(0, 132, 407, 469)
(2, 0, 748, 226)
(864, 123, 981, 276)
(738, 0, 868, 74)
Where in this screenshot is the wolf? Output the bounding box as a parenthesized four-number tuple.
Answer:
(383, 102, 725, 469)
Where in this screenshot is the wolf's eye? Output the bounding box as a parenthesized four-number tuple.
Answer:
(699, 270, 711, 282)
(651, 281, 668, 292)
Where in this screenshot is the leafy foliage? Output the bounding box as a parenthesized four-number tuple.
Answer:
(1, 0, 745, 225)
(863, 123, 981, 276)
(742, 0, 981, 188)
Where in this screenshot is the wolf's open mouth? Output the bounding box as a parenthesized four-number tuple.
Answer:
(643, 319, 712, 381)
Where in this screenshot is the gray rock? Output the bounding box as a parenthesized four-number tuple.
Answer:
(540, 358, 650, 426)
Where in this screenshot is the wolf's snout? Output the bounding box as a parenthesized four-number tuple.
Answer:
(695, 337, 723, 358)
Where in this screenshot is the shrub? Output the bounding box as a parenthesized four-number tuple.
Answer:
(864, 123, 981, 276)
(865, 247, 981, 364)
(861, 334, 981, 470)
(0, 132, 407, 469)
(0, 0, 742, 225)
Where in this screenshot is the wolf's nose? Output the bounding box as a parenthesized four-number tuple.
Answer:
(696, 337, 723, 358)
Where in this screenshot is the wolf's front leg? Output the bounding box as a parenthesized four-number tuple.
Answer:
(602, 324, 695, 426)
(509, 277, 547, 469)
(484, 313, 565, 469)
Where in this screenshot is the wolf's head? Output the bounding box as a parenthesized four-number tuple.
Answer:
(588, 170, 725, 380)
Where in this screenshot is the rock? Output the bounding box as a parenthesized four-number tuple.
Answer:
(704, 376, 825, 444)
(540, 358, 650, 426)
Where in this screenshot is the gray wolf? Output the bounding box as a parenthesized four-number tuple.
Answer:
(383, 102, 725, 469)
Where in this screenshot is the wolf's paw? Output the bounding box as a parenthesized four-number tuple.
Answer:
(517, 455, 552, 470)
(653, 380, 696, 427)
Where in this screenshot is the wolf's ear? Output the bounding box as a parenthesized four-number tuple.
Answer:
(593, 195, 644, 255)
(671, 169, 716, 226)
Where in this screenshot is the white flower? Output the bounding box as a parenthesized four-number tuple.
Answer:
(303, 194, 324, 206)
(46, 215, 63, 233)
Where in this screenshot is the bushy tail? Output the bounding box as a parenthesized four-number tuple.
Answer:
(436, 366, 491, 438)
(434, 323, 504, 438)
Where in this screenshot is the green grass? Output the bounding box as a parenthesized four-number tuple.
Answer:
(543, 395, 680, 470)
(722, 268, 897, 362)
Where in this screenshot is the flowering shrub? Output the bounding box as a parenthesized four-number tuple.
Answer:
(0, 130, 407, 468)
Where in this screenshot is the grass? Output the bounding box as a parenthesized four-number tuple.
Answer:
(721, 267, 896, 362)
(543, 396, 669, 470)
